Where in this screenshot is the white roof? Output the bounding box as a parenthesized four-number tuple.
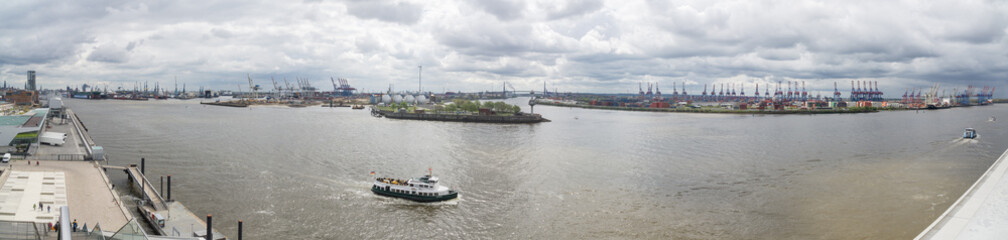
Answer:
(41, 132, 65, 138)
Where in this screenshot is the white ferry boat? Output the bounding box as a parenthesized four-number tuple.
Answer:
(372, 172, 458, 202)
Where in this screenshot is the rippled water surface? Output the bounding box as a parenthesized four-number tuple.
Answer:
(68, 98, 1008, 239)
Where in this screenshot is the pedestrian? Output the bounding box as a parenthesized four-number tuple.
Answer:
(32, 203, 35, 210)
(39, 202, 43, 211)
(72, 219, 77, 232)
(47, 206, 50, 212)
(36, 161, 38, 166)
(47, 222, 51, 231)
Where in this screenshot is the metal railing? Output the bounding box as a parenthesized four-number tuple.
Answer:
(25, 154, 87, 161)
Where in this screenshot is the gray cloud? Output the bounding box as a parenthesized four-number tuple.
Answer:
(546, 0, 604, 20)
(344, 0, 423, 24)
(471, 0, 526, 21)
(0, 0, 1005, 97)
(87, 43, 130, 63)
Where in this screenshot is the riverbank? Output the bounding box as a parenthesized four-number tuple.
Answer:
(535, 100, 879, 114)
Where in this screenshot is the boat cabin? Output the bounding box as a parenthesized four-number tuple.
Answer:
(964, 128, 977, 139)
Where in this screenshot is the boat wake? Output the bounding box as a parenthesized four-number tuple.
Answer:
(372, 195, 461, 206)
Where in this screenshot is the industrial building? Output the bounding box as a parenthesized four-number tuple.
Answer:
(0, 108, 49, 152)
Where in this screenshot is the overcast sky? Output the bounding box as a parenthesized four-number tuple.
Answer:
(1, 0, 1006, 97)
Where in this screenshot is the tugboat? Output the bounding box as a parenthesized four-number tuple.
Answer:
(372, 170, 458, 202)
(964, 128, 978, 139)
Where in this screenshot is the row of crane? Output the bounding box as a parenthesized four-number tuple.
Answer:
(898, 84, 996, 106)
(849, 80, 883, 101)
(242, 75, 356, 99)
(637, 81, 816, 102)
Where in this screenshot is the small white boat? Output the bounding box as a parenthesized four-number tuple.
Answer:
(964, 128, 978, 139)
(371, 171, 458, 202)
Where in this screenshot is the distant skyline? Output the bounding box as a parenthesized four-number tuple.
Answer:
(1, 0, 1006, 97)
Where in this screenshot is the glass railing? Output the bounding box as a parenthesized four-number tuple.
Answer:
(0, 220, 43, 240)
(86, 223, 107, 240)
(108, 219, 149, 240)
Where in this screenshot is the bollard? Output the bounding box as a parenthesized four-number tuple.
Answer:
(238, 220, 243, 240)
(160, 176, 164, 198)
(141, 158, 145, 175)
(206, 215, 212, 240)
(167, 175, 171, 201)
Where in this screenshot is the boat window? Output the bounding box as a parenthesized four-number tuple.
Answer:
(435, 193, 438, 196)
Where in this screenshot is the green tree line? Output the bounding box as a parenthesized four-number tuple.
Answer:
(443, 99, 521, 113)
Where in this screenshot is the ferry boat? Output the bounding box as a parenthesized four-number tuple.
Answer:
(372, 172, 458, 202)
(964, 128, 978, 139)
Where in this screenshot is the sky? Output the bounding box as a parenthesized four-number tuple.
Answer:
(0, 0, 1006, 97)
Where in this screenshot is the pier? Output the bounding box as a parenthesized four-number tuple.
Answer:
(0, 106, 231, 239)
(103, 163, 225, 239)
(916, 147, 1008, 239)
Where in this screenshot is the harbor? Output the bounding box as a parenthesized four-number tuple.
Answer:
(0, 102, 231, 239)
(54, 98, 1007, 239)
(3, 1, 1007, 238)
(530, 81, 995, 114)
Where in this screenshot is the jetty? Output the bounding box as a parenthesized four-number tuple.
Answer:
(916, 147, 1008, 239)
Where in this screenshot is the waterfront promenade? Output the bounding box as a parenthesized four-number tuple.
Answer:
(0, 161, 130, 230)
(917, 147, 1008, 239)
(0, 105, 227, 239)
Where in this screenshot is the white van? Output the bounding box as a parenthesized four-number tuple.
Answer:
(40, 136, 64, 146)
(2, 153, 10, 163)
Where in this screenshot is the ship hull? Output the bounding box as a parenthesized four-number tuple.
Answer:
(371, 186, 458, 202)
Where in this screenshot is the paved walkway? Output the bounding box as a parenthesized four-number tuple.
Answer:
(917, 147, 1008, 239)
(0, 161, 129, 232)
(0, 171, 66, 223)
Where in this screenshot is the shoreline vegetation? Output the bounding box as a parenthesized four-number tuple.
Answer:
(372, 99, 549, 123)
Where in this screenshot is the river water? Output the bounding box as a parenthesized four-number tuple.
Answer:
(67, 98, 1007, 239)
